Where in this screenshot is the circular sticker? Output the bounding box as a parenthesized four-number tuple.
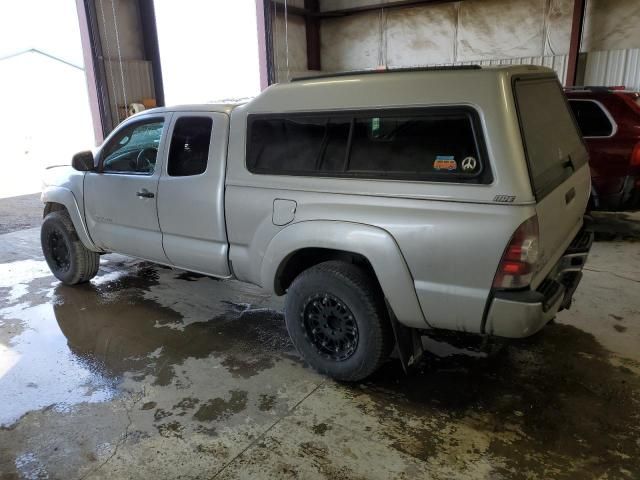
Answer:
(461, 156, 477, 171)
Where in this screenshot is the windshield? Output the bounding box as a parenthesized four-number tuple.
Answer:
(514, 77, 588, 199)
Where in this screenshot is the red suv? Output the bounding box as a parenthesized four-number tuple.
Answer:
(565, 87, 640, 210)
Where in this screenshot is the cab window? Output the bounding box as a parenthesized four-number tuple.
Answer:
(167, 117, 213, 176)
(101, 119, 164, 174)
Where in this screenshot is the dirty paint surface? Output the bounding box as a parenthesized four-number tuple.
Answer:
(1, 212, 639, 479)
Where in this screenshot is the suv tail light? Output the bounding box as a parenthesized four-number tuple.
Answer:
(493, 216, 540, 290)
(631, 142, 640, 167)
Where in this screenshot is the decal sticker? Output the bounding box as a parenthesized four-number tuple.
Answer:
(461, 156, 477, 171)
(434, 155, 457, 171)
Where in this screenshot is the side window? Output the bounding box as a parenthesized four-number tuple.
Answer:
(568, 100, 614, 137)
(102, 119, 164, 174)
(246, 108, 489, 183)
(247, 116, 350, 174)
(168, 117, 213, 176)
(348, 114, 482, 178)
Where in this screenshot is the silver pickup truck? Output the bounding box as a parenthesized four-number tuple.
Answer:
(41, 65, 593, 381)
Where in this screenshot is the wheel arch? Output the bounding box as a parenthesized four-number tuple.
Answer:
(261, 220, 428, 329)
(275, 247, 378, 295)
(41, 186, 101, 252)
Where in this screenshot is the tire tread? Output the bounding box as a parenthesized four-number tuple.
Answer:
(42, 210, 99, 285)
(286, 260, 393, 381)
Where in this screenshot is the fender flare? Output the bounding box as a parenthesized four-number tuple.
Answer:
(41, 186, 101, 252)
(260, 220, 428, 329)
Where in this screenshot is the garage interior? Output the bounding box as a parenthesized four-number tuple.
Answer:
(1, 0, 639, 479)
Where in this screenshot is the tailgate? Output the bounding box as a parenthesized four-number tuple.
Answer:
(513, 76, 590, 286)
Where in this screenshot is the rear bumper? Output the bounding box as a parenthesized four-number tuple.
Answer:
(484, 226, 593, 338)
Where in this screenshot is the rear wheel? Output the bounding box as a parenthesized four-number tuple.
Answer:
(284, 261, 393, 381)
(41, 210, 99, 285)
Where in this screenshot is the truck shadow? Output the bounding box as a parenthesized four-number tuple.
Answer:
(355, 324, 640, 477)
(591, 211, 640, 241)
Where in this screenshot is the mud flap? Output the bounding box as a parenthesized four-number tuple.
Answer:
(387, 302, 424, 374)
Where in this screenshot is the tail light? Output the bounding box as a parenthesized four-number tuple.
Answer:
(493, 216, 540, 290)
(631, 142, 640, 167)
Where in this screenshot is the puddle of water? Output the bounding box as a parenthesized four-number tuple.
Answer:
(0, 258, 292, 427)
(0, 302, 116, 426)
(0, 259, 53, 304)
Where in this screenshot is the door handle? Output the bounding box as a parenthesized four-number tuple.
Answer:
(565, 187, 576, 205)
(136, 189, 155, 198)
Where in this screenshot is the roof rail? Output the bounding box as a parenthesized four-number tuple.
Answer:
(564, 85, 627, 92)
(291, 65, 482, 82)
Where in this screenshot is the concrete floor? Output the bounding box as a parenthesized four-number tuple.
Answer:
(0, 194, 41, 235)
(0, 203, 639, 479)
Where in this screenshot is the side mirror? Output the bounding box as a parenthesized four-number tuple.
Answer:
(72, 151, 95, 171)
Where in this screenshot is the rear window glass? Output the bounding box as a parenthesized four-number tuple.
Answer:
(568, 100, 614, 137)
(514, 78, 588, 199)
(247, 108, 491, 183)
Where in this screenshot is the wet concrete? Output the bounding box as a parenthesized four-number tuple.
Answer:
(0, 194, 41, 235)
(0, 212, 639, 479)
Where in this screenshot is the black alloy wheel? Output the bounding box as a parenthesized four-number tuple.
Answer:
(302, 293, 359, 361)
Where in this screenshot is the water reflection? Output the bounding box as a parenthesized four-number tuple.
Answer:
(52, 266, 292, 385)
(0, 262, 290, 426)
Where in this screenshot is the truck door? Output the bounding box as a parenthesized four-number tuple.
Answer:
(84, 115, 171, 263)
(157, 112, 231, 277)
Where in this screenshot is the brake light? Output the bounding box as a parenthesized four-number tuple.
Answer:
(493, 216, 540, 290)
(631, 142, 640, 167)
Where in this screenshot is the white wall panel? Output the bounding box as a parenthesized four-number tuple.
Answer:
(584, 49, 640, 91)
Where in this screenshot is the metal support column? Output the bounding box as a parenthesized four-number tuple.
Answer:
(138, 0, 165, 107)
(304, 0, 321, 71)
(255, 0, 273, 89)
(566, 0, 585, 87)
(75, 0, 111, 144)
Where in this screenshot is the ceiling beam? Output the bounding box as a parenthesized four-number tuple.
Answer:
(271, 0, 460, 18)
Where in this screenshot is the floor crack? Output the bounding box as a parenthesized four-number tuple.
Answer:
(77, 388, 145, 480)
(209, 381, 326, 479)
(583, 267, 640, 284)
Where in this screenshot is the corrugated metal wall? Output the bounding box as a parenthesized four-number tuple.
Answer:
(452, 48, 640, 91)
(103, 59, 155, 125)
(309, 0, 640, 90)
(584, 49, 640, 90)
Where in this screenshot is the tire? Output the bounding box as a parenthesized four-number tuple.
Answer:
(41, 210, 100, 285)
(284, 261, 393, 381)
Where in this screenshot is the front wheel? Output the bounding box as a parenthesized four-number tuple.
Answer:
(284, 261, 393, 381)
(41, 210, 100, 285)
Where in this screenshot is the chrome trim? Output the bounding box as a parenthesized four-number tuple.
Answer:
(555, 252, 589, 274)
